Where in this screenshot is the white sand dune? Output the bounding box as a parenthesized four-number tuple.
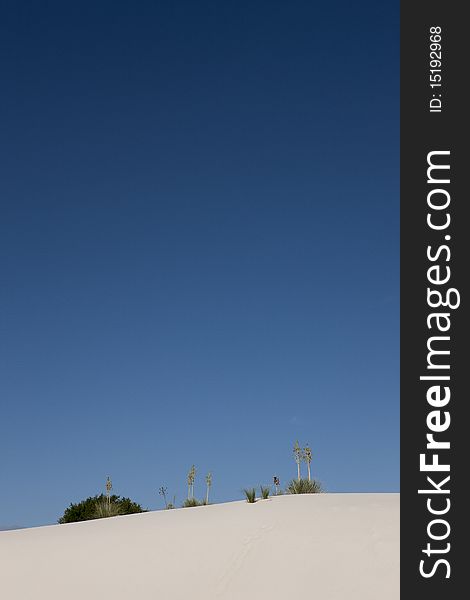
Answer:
(0, 493, 399, 600)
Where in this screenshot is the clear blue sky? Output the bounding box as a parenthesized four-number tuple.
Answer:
(0, 1, 398, 528)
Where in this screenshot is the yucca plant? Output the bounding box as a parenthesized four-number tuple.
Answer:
(243, 488, 257, 503)
(93, 499, 124, 519)
(182, 497, 202, 508)
(260, 485, 270, 500)
(286, 478, 323, 494)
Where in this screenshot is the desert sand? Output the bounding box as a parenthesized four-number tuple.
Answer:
(0, 493, 399, 600)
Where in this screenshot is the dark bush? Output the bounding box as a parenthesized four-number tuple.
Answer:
(58, 494, 146, 524)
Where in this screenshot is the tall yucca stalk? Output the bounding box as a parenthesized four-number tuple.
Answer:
(187, 468, 192, 499)
(105, 476, 113, 507)
(303, 446, 312, 481)
(205, 472, 212, 504)
(187, 465, 196, 499)
(293, 441, 302, 481)
(191, 465, 196, 498)
(159, 486, 168, 509)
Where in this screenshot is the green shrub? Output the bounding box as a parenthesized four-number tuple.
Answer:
(260, 485, 270, 500)
(58, 494, 146, 524)
(286, 478, 323, 494)
(243, 488, 257, 503)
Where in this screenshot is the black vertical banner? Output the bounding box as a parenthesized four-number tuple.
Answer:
(401, 2, 467, 598)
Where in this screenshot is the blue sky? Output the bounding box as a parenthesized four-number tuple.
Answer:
(0, 1, 399, 528)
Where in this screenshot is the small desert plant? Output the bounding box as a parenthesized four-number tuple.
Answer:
(182, 497, 202, 508)
(260, 485, 270, 500)
(286, 478, 323, 494)
(159, 486, 169, 508)
(243, 488, 257, 503)
(159, 486, 176, 509)
(94, 499, 124, 519)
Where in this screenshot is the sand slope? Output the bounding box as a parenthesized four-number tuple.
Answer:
(0, 493, 399, 600)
